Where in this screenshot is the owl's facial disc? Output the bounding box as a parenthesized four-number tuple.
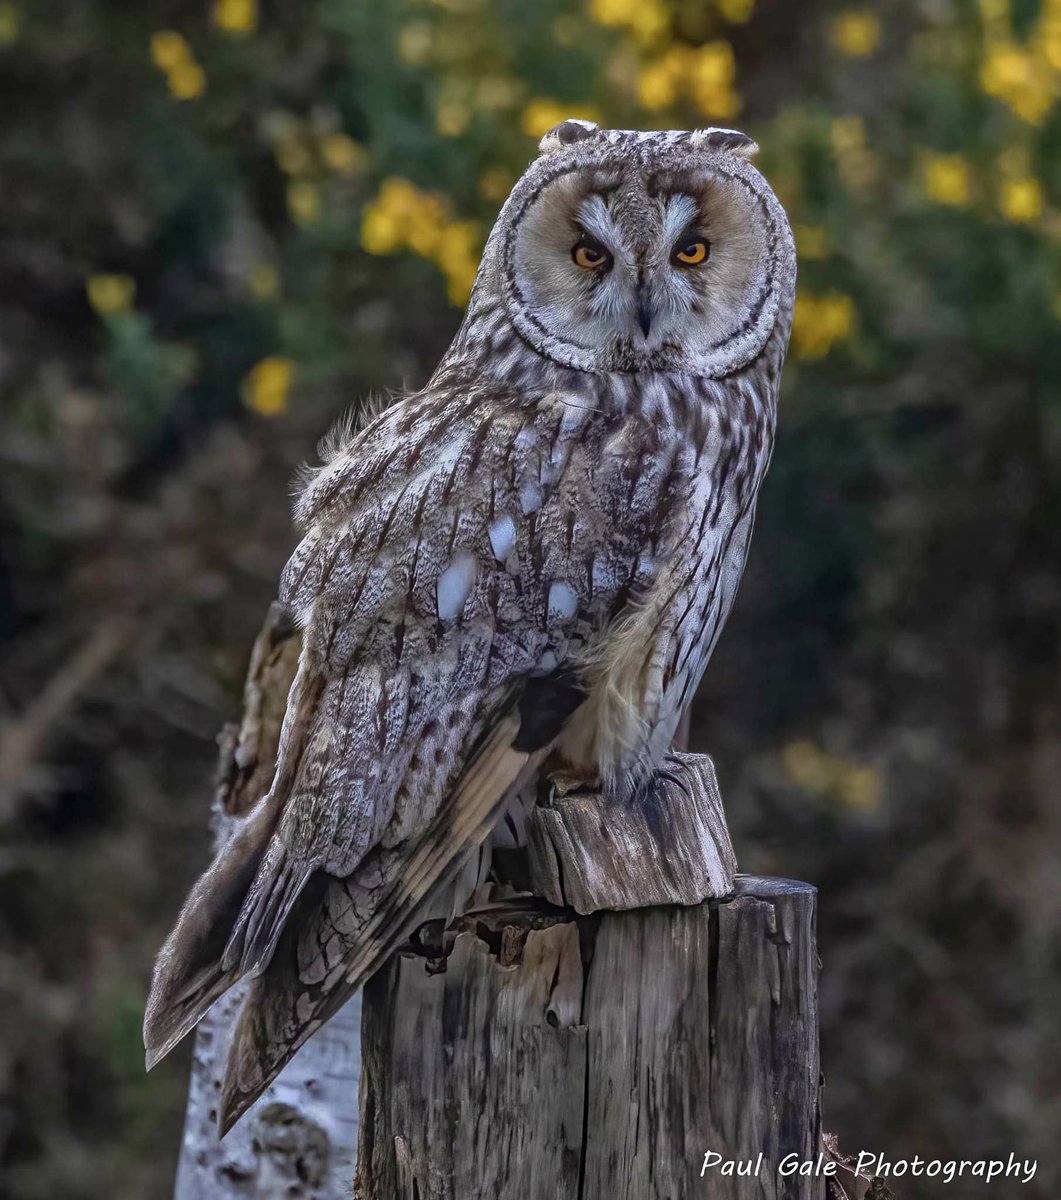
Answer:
(498, 130, 794, 378)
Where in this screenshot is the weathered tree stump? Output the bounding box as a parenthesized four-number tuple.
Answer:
(356, 877, 820, 1200)
(355, 751, 820, 1200)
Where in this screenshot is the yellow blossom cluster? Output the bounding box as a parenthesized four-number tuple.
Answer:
(590, 0, 669, 48)
(264, 111, 366, 181)
(717, 0, 755, 24)
(260, 110, 367, 227)
(87, 274, 136, 317)
(980, 41, 1057, 123)
(213, 0, 257, 37)
(1001, 177, 1043, 223)
(791, 291, 856, 360)
(830, 10, 881, 59)
(521, 99, 601, 139)
(361, 178, 481, 305)
(638, 41, 740, 118)
(243, 357, 294, 417)
(782, 740, 882, 812)
(919, 147, 1046, 224)
(978, 0, 1061, 125)
(151, 31, 206, 100)
(921, 151, 972, 208)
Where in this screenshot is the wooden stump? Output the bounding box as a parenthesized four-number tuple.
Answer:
(356, 878, 821, 1200)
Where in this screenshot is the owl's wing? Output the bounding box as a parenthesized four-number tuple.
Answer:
(144, 380, 677, 1100)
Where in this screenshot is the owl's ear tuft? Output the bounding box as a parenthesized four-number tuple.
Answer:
(539, 119, 600, 155)
(692, 127, 759, 159)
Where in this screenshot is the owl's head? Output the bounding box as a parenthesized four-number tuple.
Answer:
(474, 121, 795, 379)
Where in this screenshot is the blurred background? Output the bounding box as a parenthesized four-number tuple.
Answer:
(1, 0, 1060, 1195)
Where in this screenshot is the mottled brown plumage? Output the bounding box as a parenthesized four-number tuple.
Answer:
(144, 121, 796, 1132)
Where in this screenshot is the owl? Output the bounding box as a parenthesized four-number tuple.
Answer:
(145, 121, 796, 1132)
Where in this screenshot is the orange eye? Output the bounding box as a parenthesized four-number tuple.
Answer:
(572, 237, 612, 270)
(673, 239, 709, 266)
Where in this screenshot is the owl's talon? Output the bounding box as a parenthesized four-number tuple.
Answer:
(547, 771, 603, 803)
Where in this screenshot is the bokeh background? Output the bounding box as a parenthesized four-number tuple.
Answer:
(2, 0, 1060, 1195)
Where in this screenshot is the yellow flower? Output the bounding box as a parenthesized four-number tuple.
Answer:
(521, 99, 600, 139)
(213, 0, 257, 36)
(922, 152, 972, 207)
(590, 0, 667, 44)
(398, 21, 433, 66)
(782, 740, 882, 812)
(639, 61, 679, 111)
(87, 274, 136, 316)
(435, 220, 480, 304)
(792, 291, 856, 360)
(689, 41, 741, 117)
(0, 3, 20, 46)
(169, 61, 206, 99)
(247, 263, 280, 301)
(1040, 14, 1061, 71)
(319, 132, 365, 175)
(360, 178, 481, 307)
(244, 357, 293, 417)
(980, 42, 1055, 123)
(718, 0, 755, 23)
(637, 45, 693, 111)
(692, 40, 736, 88)
(362, 177, 431, 255)
(831, 10, 881, 58)
(150, 31, 206, 99)
(287, 180, 321, 225)
(361, 206, 401, 256)
(1001, 177, 1043, 222)
(151, 31, 190, 71)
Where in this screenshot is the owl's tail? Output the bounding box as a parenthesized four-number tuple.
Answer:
(143, 790, 285, 1070)
(144, 645, 326, 1071)
(217, 710, 549, 1133)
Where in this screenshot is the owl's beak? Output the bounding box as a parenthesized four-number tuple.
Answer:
(635, 287, 655, 339)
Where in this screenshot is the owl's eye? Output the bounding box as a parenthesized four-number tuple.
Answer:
(672, 239, 710, 267)
(572, 235, 612, 271)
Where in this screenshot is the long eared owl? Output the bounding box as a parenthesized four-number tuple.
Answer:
(145, 120, 796, 1131)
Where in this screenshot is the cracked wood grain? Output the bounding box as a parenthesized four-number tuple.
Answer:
(356, 877, 821, 1200)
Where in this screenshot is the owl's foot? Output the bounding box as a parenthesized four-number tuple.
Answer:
(545, 768, 602, 802)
